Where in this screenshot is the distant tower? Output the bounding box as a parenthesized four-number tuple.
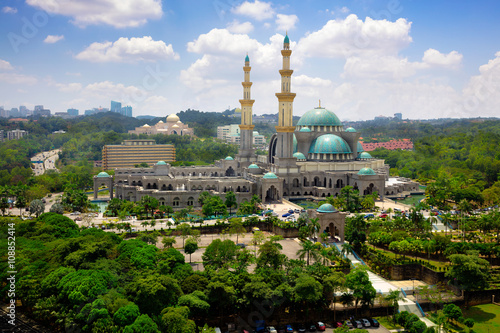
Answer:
(272, 33, 299, 174)
(236, 53, 257, 166)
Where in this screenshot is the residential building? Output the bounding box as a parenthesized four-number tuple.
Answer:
(217, 124, 240, 141)
(7, 129, 28, 140)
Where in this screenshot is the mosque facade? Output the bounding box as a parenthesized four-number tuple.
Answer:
(94, 35, 418, 211)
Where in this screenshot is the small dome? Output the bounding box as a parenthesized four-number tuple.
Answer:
(142, 124, 150, 128)
(293, 152, 306, 160)
(177, 120, 182, 123)
(297, 107, 342, 127)
(358, 167, 376, 175)
(299, 127, 311, 132)
(157, 120, 164, 124)
(263, 172, 278, 179)
(284, 34, 289, 44)
(97, 172, 110, 177)
(357, 142, 364, 153)
(358, 152, 373, 159)
(245, 54, 250, 62)
(172, 124, 179, 128)
(345, 127, 356, 132)
(248, 164, 259, 169)
(156, 161, 167, 165)
(166, 114, 180, 122)
(317, 203, 337, 213)
(309, 134, 352, 154)
(225, 156, 234, 160)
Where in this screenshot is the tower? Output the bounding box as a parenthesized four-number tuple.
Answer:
(236, 54, 257, 166)
(272, 33, 299, 175)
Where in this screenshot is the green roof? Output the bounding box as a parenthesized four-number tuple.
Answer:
(357, 142, 364, 153)
(245, 54, 249, 62)
(299, 126, 311, 132)
(156, 161, 167, 165)
(309, 134, 352, 154)
(358, 167, 376, 175)
(248, 164, 259, 169)
(293, 152, 306, 160)
(358, 152, 372, 159)
(284, 34, 289, 44)
(297, 107, 342, 127)
(345, 127, 356, 132)
(225, 156, 234, 160)
(97, 172, 110, 177)
(263, 172, 278, 179)
(317, 203, 337, 213)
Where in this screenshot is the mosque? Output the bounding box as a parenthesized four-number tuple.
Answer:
(94, 34, 418, 213)
(128, 114, 194, 136)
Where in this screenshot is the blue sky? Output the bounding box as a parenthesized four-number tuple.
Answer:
(1, 0, 500, 120)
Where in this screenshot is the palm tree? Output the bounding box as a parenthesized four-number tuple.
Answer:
(296, 240, 321, 266)
(384, 289, 403, 320)
(308, 217, 320, 239)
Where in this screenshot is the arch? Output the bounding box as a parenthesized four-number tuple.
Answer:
(173, 197, 180, 207)
(187, 197, 194, 206)
(152, 183, 158, 189)
(363, 183, 375, 195)
(292, 178, 300, 187)
(329, 179, 332, 188)
(167, 184, 173, 191)
(159, 197, 166, 205)
(353, 182, 359, 191)
(303, 177, 309, 186)
(313, 176, 321, 186)
(137, 181, 143, 186)
(268, 134, 278, 164)
(336, 179, 343, 188)
(323, 177, 327, 187)
(225, 166, 235, 177)
(265, 185, 280, 202)
(161, 184, 167, 191)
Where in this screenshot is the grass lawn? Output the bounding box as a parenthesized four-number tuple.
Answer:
(374, 316, 403, 330)
(462, 304, 500, 333)
(366, 244, 450, 269)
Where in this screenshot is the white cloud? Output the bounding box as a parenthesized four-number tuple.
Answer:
(227, 20, 254, 34)
(275, 14, 298, 31)
(296, 14, 412, 58)
(340, 6, 350, 14)
(75, 36, 179, 63)
(231, 0, 275, 21)
(2, 6, 17, 14)
(343, 55, 420, 79)
(422, 48, 463, 68)
(0, 73, 37, 85)
(56, 82, 82, 93)
(0, 59, 14, 71)
(461, 51, 500, 117)
(44, 35, 65, 44)
(26, 0, 162, 28)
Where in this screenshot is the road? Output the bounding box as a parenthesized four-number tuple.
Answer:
(30, 149, 60, 176)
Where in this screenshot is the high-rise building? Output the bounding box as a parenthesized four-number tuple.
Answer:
(121, 105, 132, 117)
(111, 101, 122, 113)
(0, 130, 4, 142)
(217, 124, 240, 141)
(67, 108, 79, 116)
(102, 139, 176, 170)
(19, 106, 27, 117)
(394, 113, 402, 120)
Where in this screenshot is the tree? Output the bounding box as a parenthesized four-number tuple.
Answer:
(123, 314, 160, 333)
(184, 238, 198, 263)
(251, 230, 266, 255)
(384, 289, 403, 319)
(442, 303, 462, 324)
(446, 250, 490, 307)
(160, 306, 196, 333)
(296, 240, 321, 266)
(202, 239, 238, 270)
(228, 217, 246, 243)
(345, 267, 376, 316)
(30, 199, 45, 217)
(113, 303, 140, 326)
(224, 191, 237, 215)
(139, 195, 159, 218)
(294, 274, 323, 305)
(176, 223, 192, 247)
(49, 202, 64, 214)
(323, 272, 346, 320)
(162, 236, 176, 248)
(256, 240, 285, 270)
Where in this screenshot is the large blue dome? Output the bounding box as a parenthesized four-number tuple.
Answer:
(358, 167, 376, 175)
(297, 107, 342, 127)
(309, 134, 352, 154)
(317, 203, 337, 213)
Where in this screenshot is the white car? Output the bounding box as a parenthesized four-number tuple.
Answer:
(266, 327, 277, 333)
(362, 319, 371, 327)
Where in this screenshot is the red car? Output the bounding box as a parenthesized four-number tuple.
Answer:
(379, 213, 388, 218)
(316, 322, 326, 331)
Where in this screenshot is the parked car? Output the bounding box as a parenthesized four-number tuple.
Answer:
(364, 213, 374, 219)
(333, 321, 343, 328)
(361, 319, 371, 327)
(236, 243, 246, 248)
(252, 227, 260, 233)
(267, 326, 277, 333)
(354, 320, 363, 329)
(368, 318, 380, 327)
(295, 323, 306, 333)
(276, 325, 286, 333)
(344, 320, 353, 329)
(294, 209, 300, 213)
(379, 213, 388, 218)
(286, 325, 293, 333)
(282, 213, 291, 218)
(316, 322, 326, 331)
(307, 323, 316, 332)
(288, 209, 294, 214)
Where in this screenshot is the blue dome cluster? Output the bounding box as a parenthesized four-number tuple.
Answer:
(297, 107, 342, 127)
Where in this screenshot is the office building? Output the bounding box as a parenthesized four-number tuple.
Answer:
(102, 139, 176, 169)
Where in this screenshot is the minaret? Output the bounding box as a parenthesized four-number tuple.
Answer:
(272, 33, 299, 174)
(236, 54, 257, 166)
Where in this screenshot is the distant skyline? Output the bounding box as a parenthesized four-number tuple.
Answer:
(1, 0, 500, 120)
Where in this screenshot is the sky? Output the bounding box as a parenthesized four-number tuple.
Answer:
(1, 0, 500, 121)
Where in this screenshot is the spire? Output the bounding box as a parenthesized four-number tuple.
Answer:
(319, 99, 321, 108)
(245, 53, 249, 63)
(284, 31, 290, 46)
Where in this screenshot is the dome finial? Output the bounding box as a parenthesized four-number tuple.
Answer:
(284, 32, 290, 45)
(245, 52, 249, 63)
